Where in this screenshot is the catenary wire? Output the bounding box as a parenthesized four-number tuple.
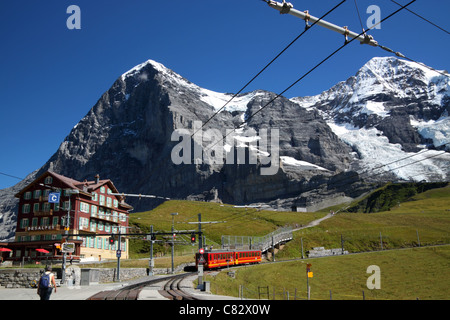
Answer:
(0, 171, 24, 182)
(0, 1, 347, 198)
(204, 0, 418, 156)
(131, 0, 348, 193)
(192, 0, 347, 138)
(353, 0, 366, 32)
(390, 0, 450, 35)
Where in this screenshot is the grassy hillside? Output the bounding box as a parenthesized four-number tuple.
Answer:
(128, 184, 450, 258)
(345, 182, 448, 213)
(206, 245, 450, 300)
(128, 200, 326, 258)
(277, 184, 450, 258)
(124, 184, 449, 300)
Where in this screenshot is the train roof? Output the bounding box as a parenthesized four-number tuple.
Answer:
(196, 249, 261, 254)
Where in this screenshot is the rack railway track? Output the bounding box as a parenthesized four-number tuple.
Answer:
(87, 272, 199, 300)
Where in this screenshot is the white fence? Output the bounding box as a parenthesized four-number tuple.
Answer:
(221, 227, 293, 252)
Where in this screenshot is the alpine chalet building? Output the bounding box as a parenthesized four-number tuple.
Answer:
(8, 171, 133, 263)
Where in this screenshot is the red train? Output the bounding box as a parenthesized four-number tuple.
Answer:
(195, 249, 262, 270)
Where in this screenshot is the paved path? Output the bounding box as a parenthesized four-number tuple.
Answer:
(292, 212, 335, 232)
(0, 273, 239, 300)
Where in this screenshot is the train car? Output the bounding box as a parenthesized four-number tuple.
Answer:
(195, 249, 262, 270)
(234, 249, 262, 266)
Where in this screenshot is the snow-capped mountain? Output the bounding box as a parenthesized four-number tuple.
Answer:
(1, 56, 449, 240)
(292, 56, 450, 182)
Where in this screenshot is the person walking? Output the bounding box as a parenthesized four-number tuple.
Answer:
(37, 266, 57, 300)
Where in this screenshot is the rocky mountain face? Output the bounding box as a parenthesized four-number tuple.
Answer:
(292, 57, 450, 182)
(1, 56, 449, 240)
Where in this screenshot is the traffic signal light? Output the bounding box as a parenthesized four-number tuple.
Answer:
(109, 236, 115, 245)
(190, 233, 196, 243)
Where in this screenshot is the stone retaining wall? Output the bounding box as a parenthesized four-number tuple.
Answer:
(0, 263, 193, 288)
(307, 246, 349, 258)
(0, 269, 44, 288)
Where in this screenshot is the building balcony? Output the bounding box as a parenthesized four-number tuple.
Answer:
(90, 214, 121, 224)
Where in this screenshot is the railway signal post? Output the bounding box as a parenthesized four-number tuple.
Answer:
(197, 247, 205, 289)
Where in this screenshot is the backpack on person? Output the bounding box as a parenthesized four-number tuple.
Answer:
(39, 273, 51, 288)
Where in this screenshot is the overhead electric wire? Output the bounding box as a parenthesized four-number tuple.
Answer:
(193, 0, 347, 137)
(204, 0, 418, 156)
(204, 146, 450, 232)
(377, 43, 450, 78)
(4, 0, 447, 215)
(0, 171, 24, 182)
(390, 0, 450, 35)
(353, 0, 366, 33)
(206, 143, 450, 231)
(132, 0, 348, 193)
(243, 0, 419, 123)
(199, 0, 450, 214)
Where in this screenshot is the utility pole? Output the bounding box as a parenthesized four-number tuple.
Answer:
(197, 213, 204, 289)
(171, 213, 178, 273)
(61, 189, 78, 285)
(198, 213, 203, 250)
(116, 229, 122, 281)
(149, 225, 154, 276)
(301, 237, 304, 259)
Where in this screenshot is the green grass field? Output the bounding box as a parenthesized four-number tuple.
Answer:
(276, 184, 450, 259)
(129, 200, 326, 258)
(126, 183, 449, 299)
(205, 245, 450, 300)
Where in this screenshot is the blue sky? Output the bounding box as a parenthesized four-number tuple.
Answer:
(1, 0, 449, 189)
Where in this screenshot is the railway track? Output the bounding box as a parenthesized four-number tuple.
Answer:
(87, 272, 199, 300)
(157, 273, 200, 300)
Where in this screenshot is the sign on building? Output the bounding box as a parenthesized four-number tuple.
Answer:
(48, 192, 61, 204)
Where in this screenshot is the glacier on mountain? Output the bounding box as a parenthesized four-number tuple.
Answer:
(291, 56, 450, 182)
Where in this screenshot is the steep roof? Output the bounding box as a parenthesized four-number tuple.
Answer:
(15, 171, 133, 210)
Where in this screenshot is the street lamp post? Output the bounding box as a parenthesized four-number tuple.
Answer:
(61, 189, 79, 285)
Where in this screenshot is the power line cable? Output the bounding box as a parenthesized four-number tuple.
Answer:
(204, 0, 418, 156)
(214, 145, 450, 231)
(353, 0, 366, 33)
(193, 0, 347, 137)
(132, 0, 348, 194)
(200, 0, 450, 207)
(390, 0, 450, 35)
(0, 172, 24, 182)
(377, 43, 449, 78)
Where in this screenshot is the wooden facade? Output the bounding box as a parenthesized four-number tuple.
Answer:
(4, 171, 133, 264)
